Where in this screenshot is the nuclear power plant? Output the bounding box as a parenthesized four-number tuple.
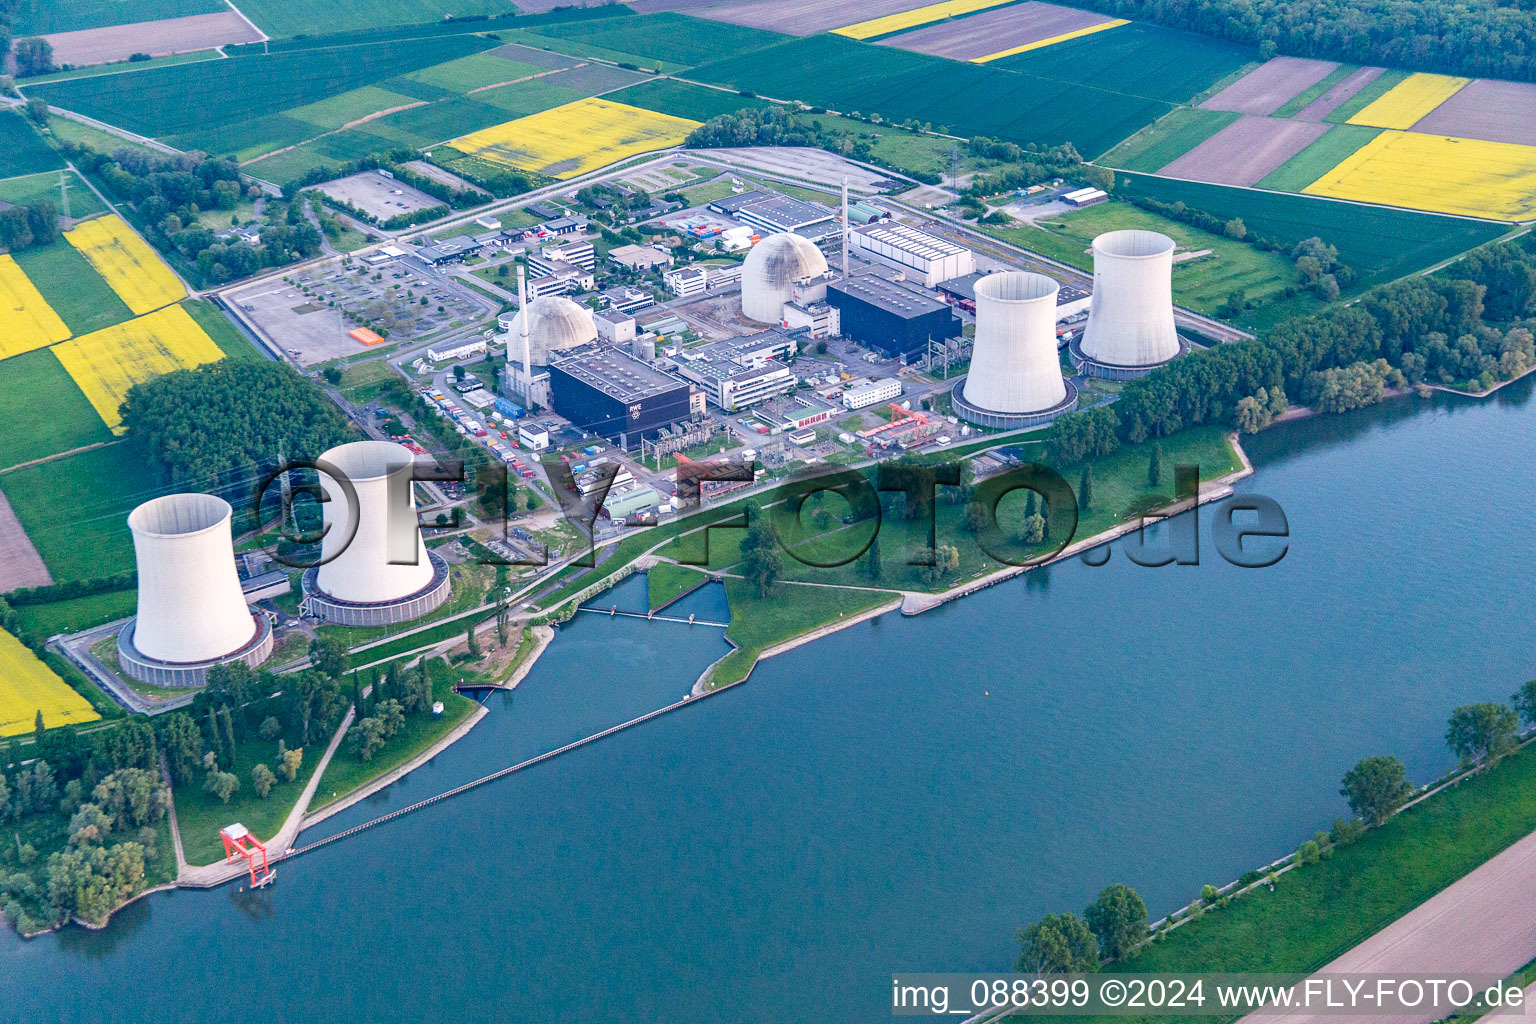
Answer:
(499, 293, 598, 366)
(1070, 229, 1189, 379)
(741, 232, 829, 324)
(300, 440, 451, 626)
(953, 271, 1078, 429)
(117, 493, 273, 686)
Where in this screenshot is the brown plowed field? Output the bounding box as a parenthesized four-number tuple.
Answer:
(878, 1, 1112, 59)
(1201, 57, 1339, 115)
(42, 12, 262, 66)
(1293, 65, 1384, 121)
(1158, 116, 1331, 186)
(693, 0, 935, 35)
(1412, 78, 1536, 145)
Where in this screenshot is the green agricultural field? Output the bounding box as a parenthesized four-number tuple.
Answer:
(1112, 172, 1509, 286)
(14, 0, 224, 35)
(986, 200, 1314, 324)
(606, 79, 775, 122)
(688, 33, 1172, 158)
(0, 110, 64, 178)
(21, 51, 224, 85)
(288, 85, 423, 132)
(231, 0, 507, 39)
(1272, 64, 1360, 119)
(31, 34, 497, 142)
(2, 441, 165, 583)
(1100, 108, 1240, 173)
(406, 52, 547, 94)
(498, 28, 689, 75)
(1257, 124, 1382, 193)
(531, 12, 790, 69)
(473, 77, 589, 117)
(989, 22, 1254, 105)
(6, 588, 137, 638)
(46, 116, 162, 158)
(0, 350, 111, 469)
(243, 145, 349, 187)
(12, 241, 135, 337)
(183, 299, 264, 363)
(1325, 68, 1411, 124)
(223, 8, 613, 53)
(0, 170, 107, 219)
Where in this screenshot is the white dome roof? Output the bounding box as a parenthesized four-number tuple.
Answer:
(504, 296, 598, 365)
(741, 232, 827, 323)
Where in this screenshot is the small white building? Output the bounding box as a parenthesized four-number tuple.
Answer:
(595, 308, 636, 345)
(608, 244, 673, 271)
(427, 339, 489, 363)
(518, 424, 551, 451)
(842, 377, 903, 410)
(664, 266, 708, 298)
(849, 222, 975, 288)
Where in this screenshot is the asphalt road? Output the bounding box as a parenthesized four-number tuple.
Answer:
(1243, 824, 1536, 1024)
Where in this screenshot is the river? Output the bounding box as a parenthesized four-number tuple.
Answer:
(6, 383, 1536, 1023)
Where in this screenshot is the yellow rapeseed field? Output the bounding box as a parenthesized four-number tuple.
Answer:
(0, 255, 70, 361)
(972, 18, 1130, 61)
(1347, 73, 1469, 129)
(0, 628, 98, 737)
(64, 214, 186, 315)
(50, 304, 224, 432)
(1304, 130, 1536, 220)
(832, 0, 1016, 40)
(448, 98, 700, 179)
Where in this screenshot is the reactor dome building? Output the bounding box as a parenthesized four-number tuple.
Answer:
(301, 440, 451, 627)
(117, 493, 274, 687)
(741, 232, 828, 324)
(498, 295, 598, 367)
(953, 271, 1078, 430)
(1070, 229, 1189, 379)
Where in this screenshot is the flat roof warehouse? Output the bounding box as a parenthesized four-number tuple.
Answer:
(549, 343, 687, 403)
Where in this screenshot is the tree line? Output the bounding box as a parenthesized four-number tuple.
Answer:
(687, 106, 957, 185)
(1068, 0, 1536, 82)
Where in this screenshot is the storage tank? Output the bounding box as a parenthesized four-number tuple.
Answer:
(961, 272, 1067, 413)
(500, 296, 597, 366)
(1079, 230, 1179, 368)
(741, 232, 827, 323)
(315, 440, 433, 605)
(125, 494, 259, 664)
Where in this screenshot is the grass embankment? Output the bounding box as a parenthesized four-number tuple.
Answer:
(647, 563, 708, 611)
(707, 579, 898, 688)
(309, 660, 477, 812)
(1100, 108, 1238, 174)
(174, 734, 326, 865)
(1036, 747, 1536, 1024)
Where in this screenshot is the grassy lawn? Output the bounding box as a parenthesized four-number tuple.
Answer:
(174, 731, 326, 865)
(680, 180, 738, 206)
(1099, 108, 1240, 173)
(0, 349, 112, 468)
(1072, 747, 1536, 1024)
(708, 578, 897, 687)
(338, 357, 403, 403)
(0, 169, 107, 218)
(183, 298, 267, 362)
(11, 239, 136, 337)
(7, 588, 136, 638)
(1257, 124, 1383, 193)
(320, 561, 495, 650)
(647, 562, 708, 610)
(981, 200, 1320, 328)
(309, 659, 478, 811)
(46, 115, 164, 158)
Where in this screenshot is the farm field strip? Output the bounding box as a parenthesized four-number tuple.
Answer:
(1303, 130, 1536, 221)
(1156, 115, 1331, 187)
(1293, 65, 1384, 120)
(0, 349, 112, 469)
(0, 255, 71, 360)
(831, 0, 1018, 40)
(64, 215, 186, 316)
(16, 0, 225, 36)
(692, 0, 952, 35)
(1099, 107, 1238, 174)
(446, 97, 700, 179)
(972, 16, 1127, 61)
(1200, 56, 1339, 116)
(527, 11, 790, 67)
(0, 628, 98, 737)
(879, 0, 1113, 60)
(1346, 72, 1469, 129)
(1324, 68, 1410, 123)
(1410, 78, 1536, 147)
(0, 109, 65, 179)
(41, 11, 264, 68)
(50, 304, 225, 432)
(1256, 124, 1382, 193)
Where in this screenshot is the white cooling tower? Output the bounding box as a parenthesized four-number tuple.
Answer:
(963, 272, 1067, 413)
(741, 232, 828, 323)
(315, 440, 432, 605)
(1079, 229, 1180, 367)
(501, 296, 597, 366)
(126, 494, 258, 664)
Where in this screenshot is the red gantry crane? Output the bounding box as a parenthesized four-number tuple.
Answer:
(221, 823, 276, 888)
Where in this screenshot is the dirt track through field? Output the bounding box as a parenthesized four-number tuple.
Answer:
(42, 11, 263, 66)
(879, 0, 1112, 59)
(1157, 116, 1331, 186)
(1411, 79, 1536, 146)
(0, 486, 50, 591)
(1201, 56, 1339, 115)
(1293, 65, 1385, 121)
(693, 0, 940, 34)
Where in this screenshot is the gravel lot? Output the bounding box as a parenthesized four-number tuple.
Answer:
(1201, 57, 1340, 116)
(879, 1, 1113, 60)
(318, 172, 441, 222)
(1158, 116, 1331, 186)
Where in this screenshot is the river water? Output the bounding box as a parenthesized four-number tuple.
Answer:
(6, 384, 1536, 1023)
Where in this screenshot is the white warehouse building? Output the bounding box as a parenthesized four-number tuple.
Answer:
(842, 377, 903, 410)
(848, 222, 975, 287)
